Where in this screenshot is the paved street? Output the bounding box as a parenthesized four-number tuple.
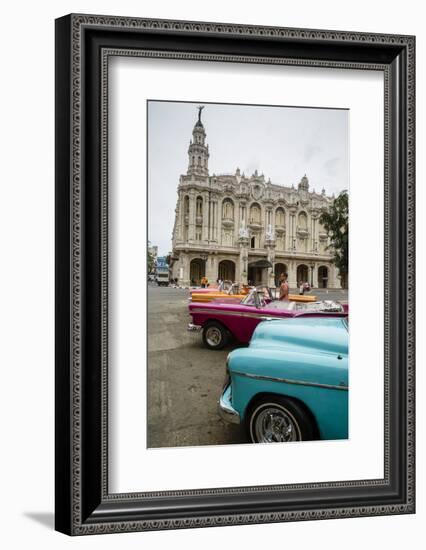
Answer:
(147, 284, 247, 448)
(147, 284, 348, 449)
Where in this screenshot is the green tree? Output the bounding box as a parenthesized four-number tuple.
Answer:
(319, 190, 349, 289)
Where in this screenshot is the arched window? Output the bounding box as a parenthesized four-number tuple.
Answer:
(298, 211, 308, 229)
(276, 207, 285, 226)
(196, 197, 203, 217)
(197, 156, 201, 166)
(184, 196, 189, 215)
(249, 203, 261, 223)
(222, 199, 234, 220)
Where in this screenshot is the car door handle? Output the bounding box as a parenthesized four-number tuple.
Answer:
(337, 355, 343, 360)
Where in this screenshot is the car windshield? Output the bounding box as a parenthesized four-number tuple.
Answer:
(227, 284, 240, 295)
(240, 291, 267, 308)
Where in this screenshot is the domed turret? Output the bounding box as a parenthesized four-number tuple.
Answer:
(298, 174, 309, 191)
(187, 106, 209, 177)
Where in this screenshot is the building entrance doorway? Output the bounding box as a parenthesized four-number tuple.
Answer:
(218, 260, 235, 282)
(248, 267, 264, 285)
(189, 258, 205, 285)
(318, 265, 329, 288)
(297, 264, 309, 285)
(248, 259, 272, 286)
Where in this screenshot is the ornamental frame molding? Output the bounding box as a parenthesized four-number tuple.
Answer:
(62, 13, 415, 535)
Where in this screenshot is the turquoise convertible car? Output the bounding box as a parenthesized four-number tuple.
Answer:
(218, 317, 348, 443)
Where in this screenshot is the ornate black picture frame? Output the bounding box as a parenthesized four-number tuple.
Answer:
(55, 14, 415, 535)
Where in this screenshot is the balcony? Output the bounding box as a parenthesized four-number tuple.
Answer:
(221, 217, 235, 228)
(248, 220, 262, 230)
(297, 227, 309, 238)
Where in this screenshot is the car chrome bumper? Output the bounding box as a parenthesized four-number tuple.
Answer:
(218, 384, 241, 425)
(187, 323, 202, 332)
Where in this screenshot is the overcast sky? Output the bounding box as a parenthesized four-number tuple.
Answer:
(148, 100, 349, 256)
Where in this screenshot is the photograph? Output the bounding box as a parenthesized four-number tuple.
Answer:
(147, 100, 349, 448)
(52, 9, 415, 537)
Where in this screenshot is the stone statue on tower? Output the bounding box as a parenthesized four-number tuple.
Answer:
(197, 105, 205, 123)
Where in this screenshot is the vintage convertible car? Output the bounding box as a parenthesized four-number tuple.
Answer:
(218, 317, 348, 443)
(189, 280, 233, 293)
(188, 289, 348, 350)
(191, 284, 317, 304)
(190, 283, 252, 303)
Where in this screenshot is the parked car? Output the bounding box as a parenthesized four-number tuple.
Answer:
(189, 280, 233, 294)
(191, 284, 317, 304)
(218, 317, 348, 443)
(190, 283, 251, 303)
(188, 289, 348, 350)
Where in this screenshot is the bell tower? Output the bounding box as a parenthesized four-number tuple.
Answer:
(187, 106, 209, 177)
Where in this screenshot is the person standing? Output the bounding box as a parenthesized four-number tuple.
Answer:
(279, 273, 289, 300)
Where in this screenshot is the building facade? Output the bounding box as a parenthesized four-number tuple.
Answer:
(170, 107, 342, 289)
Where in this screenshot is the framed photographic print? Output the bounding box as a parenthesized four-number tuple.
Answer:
(55, 14, 415, 535)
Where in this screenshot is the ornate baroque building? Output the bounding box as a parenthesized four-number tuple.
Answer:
(170, 107, 342, 289)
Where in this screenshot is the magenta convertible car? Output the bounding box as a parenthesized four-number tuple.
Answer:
(188, 290, 348, 350)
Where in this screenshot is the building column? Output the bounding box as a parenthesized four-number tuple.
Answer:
(288, 260, 297, 289)
(234, 256, 240, 283)
(202, 192, 209, 242)
(334, 266, 342, 289)
(188, 192, 196, 241)
(327, 264, 336, 288)
(238, 236, 249, 285)
(266, 242, 276, 287)
(216, 199, 222, 244)
(181, 254, 190, 286)
(312, 214, 319, 253)
(210, 254, 218, 282)
(210, 199, 218, 242)
(309, 263, 315, 288)
(313, 263, 319, 288)
(289, 209, 297, 251)
(233, 202, 240, 247)
(180, 192, 187, 241)
(176, 192, 183, 241)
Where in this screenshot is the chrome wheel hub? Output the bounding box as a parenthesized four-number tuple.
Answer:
(254, 407, 299, 443)
(205, 326, 222, 347)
